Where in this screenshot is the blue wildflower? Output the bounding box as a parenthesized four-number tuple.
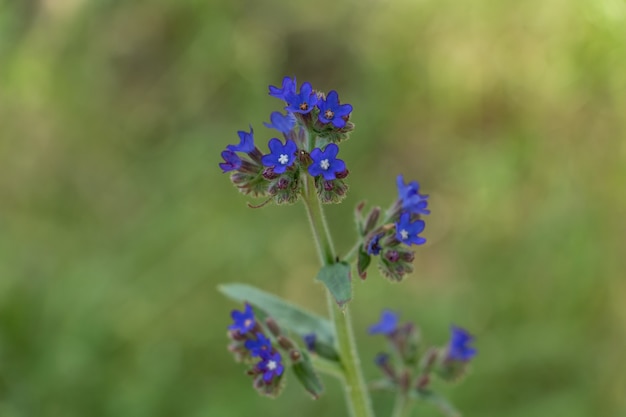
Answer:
(261, 138, 297, 174)
(366, 233, 384, 255)
(308, 143, 346, 180)
(269, 76, 296, 101)
(285, 82, 318, 114)
(228, 303, 255, 334)
(303, 333, 316, 352)
(317, 90, 353, 128)
(219, 150, 242, 173)
(244, 333, 273, 357)
(369, 309, 399, 335)
(448, 326, 477, 361)
(227, 126, 255, 154)
(395, 212, 427, 246)
(374, 352, 390, 366)
(263, 111, 296, 134)
(396, 175, 430, 215)
(257, 351, 284, 383)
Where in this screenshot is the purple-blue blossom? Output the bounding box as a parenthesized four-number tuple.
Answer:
(374, 352, 390, 366)
(366, 233, 384, 256)
(269, 76, 296, 101)
(264, 111, 296, 134)
(395, 212, 427, 246)
(244, 333, 272, 357)
(308, 143, 346, 180)
(397, 175, 430, 215)
(228, 303, 255, 334)
(257, 351, 284, 383)
(368, 309, 399, 336)
(285, 82, 318, 114)
(303, 333, 316, 352)
(447, 326, 477, 361)
(227, 126, 255, 154)
(317, 90, 353, 128)
(261, 138, 297, 174)
(219, 150, 242, 173)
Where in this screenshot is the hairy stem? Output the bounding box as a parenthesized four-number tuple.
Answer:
(301, 174, 375, 417)
(391, 393, 411, 417)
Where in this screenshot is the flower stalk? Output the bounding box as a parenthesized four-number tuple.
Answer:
(301, 173, 375, 417)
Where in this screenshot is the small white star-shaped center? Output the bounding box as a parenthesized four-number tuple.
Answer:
(320, 159, 330, 170)
(244, 319, 253, 328)
(267, 360, 277, 371)
(278, 154, 289, 165)
(400, 229, 409, 240)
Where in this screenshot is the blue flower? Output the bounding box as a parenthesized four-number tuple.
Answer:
(257, 351, 284, 383)
(308, 143, 346, 180)
(261, 138, 297, 174)
(303, 333, 316, 352)
(374, 352, 390, 366)
(263, 111, 296, 134)
(228, 303, 255, 334)
(368, 309, 399, 335)
(269, 76, 296, 101)
(244, 333, 272, 357)
(396, 175, 430, 215)
(366, 233, 384, 255)
(317, 90, 353, 128)
(395, 212, 426, 246)
(219, 150, 242, 173)
(285, 82, 318, 114)
(447, 326, 477, 361)
(227, 126, 255, 153)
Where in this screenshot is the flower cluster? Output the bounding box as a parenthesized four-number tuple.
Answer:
(227, 303, 285, 396)
(220, 76, 354, 205)
(355, 175, 430, 281)
(369, 310, 477, 395)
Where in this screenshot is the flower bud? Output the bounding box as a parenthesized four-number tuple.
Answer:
(265, 317, 282, 337)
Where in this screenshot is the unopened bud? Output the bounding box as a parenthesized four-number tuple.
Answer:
(265, 317, 281, 337)
(278, 335, 296, 351)
(363, 207, 381, 235)
(289, 349, 302, 362)
(336, 169, 349, 179)
(385, 250, 400, 262)
(262, 167, 279, 180)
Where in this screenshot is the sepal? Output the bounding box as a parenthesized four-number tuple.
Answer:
(291, 350, 324, 399)
(315, 176, 348, 204)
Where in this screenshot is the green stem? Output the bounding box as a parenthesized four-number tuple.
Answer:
(301, 174, 375, 417)
(391, 393, 411, 417)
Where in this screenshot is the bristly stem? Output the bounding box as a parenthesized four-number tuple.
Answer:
(391, 392, 411, 417)
(301, 173, 375, 417)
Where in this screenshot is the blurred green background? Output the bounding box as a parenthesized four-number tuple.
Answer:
(1, 0, 625, 416)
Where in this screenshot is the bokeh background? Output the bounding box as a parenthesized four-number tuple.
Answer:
(1, 0, 625, 416)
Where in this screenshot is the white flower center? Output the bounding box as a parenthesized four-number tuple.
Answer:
(267, 360, 277, 371)
(400, 229, 409, 240)
(244, 319, 253, 328)
(320, 159, 330, 170)
(278, 154, 289, 165)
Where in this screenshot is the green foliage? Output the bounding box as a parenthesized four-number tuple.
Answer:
(219, 283, 337, 350)
(291, 350, 325, 399)
(315, 262, 352, 308)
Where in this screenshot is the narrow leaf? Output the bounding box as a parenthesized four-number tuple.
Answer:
(315, 262, 352, 308)
(292, 350, 324, 399)
(219, 283, 336, 349)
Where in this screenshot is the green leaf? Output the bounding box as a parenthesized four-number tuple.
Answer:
(315, 262, 352, 308)
(292, 350, 324, 399)
(218, 283, 336, 348)
(412, 390, 462, 417)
